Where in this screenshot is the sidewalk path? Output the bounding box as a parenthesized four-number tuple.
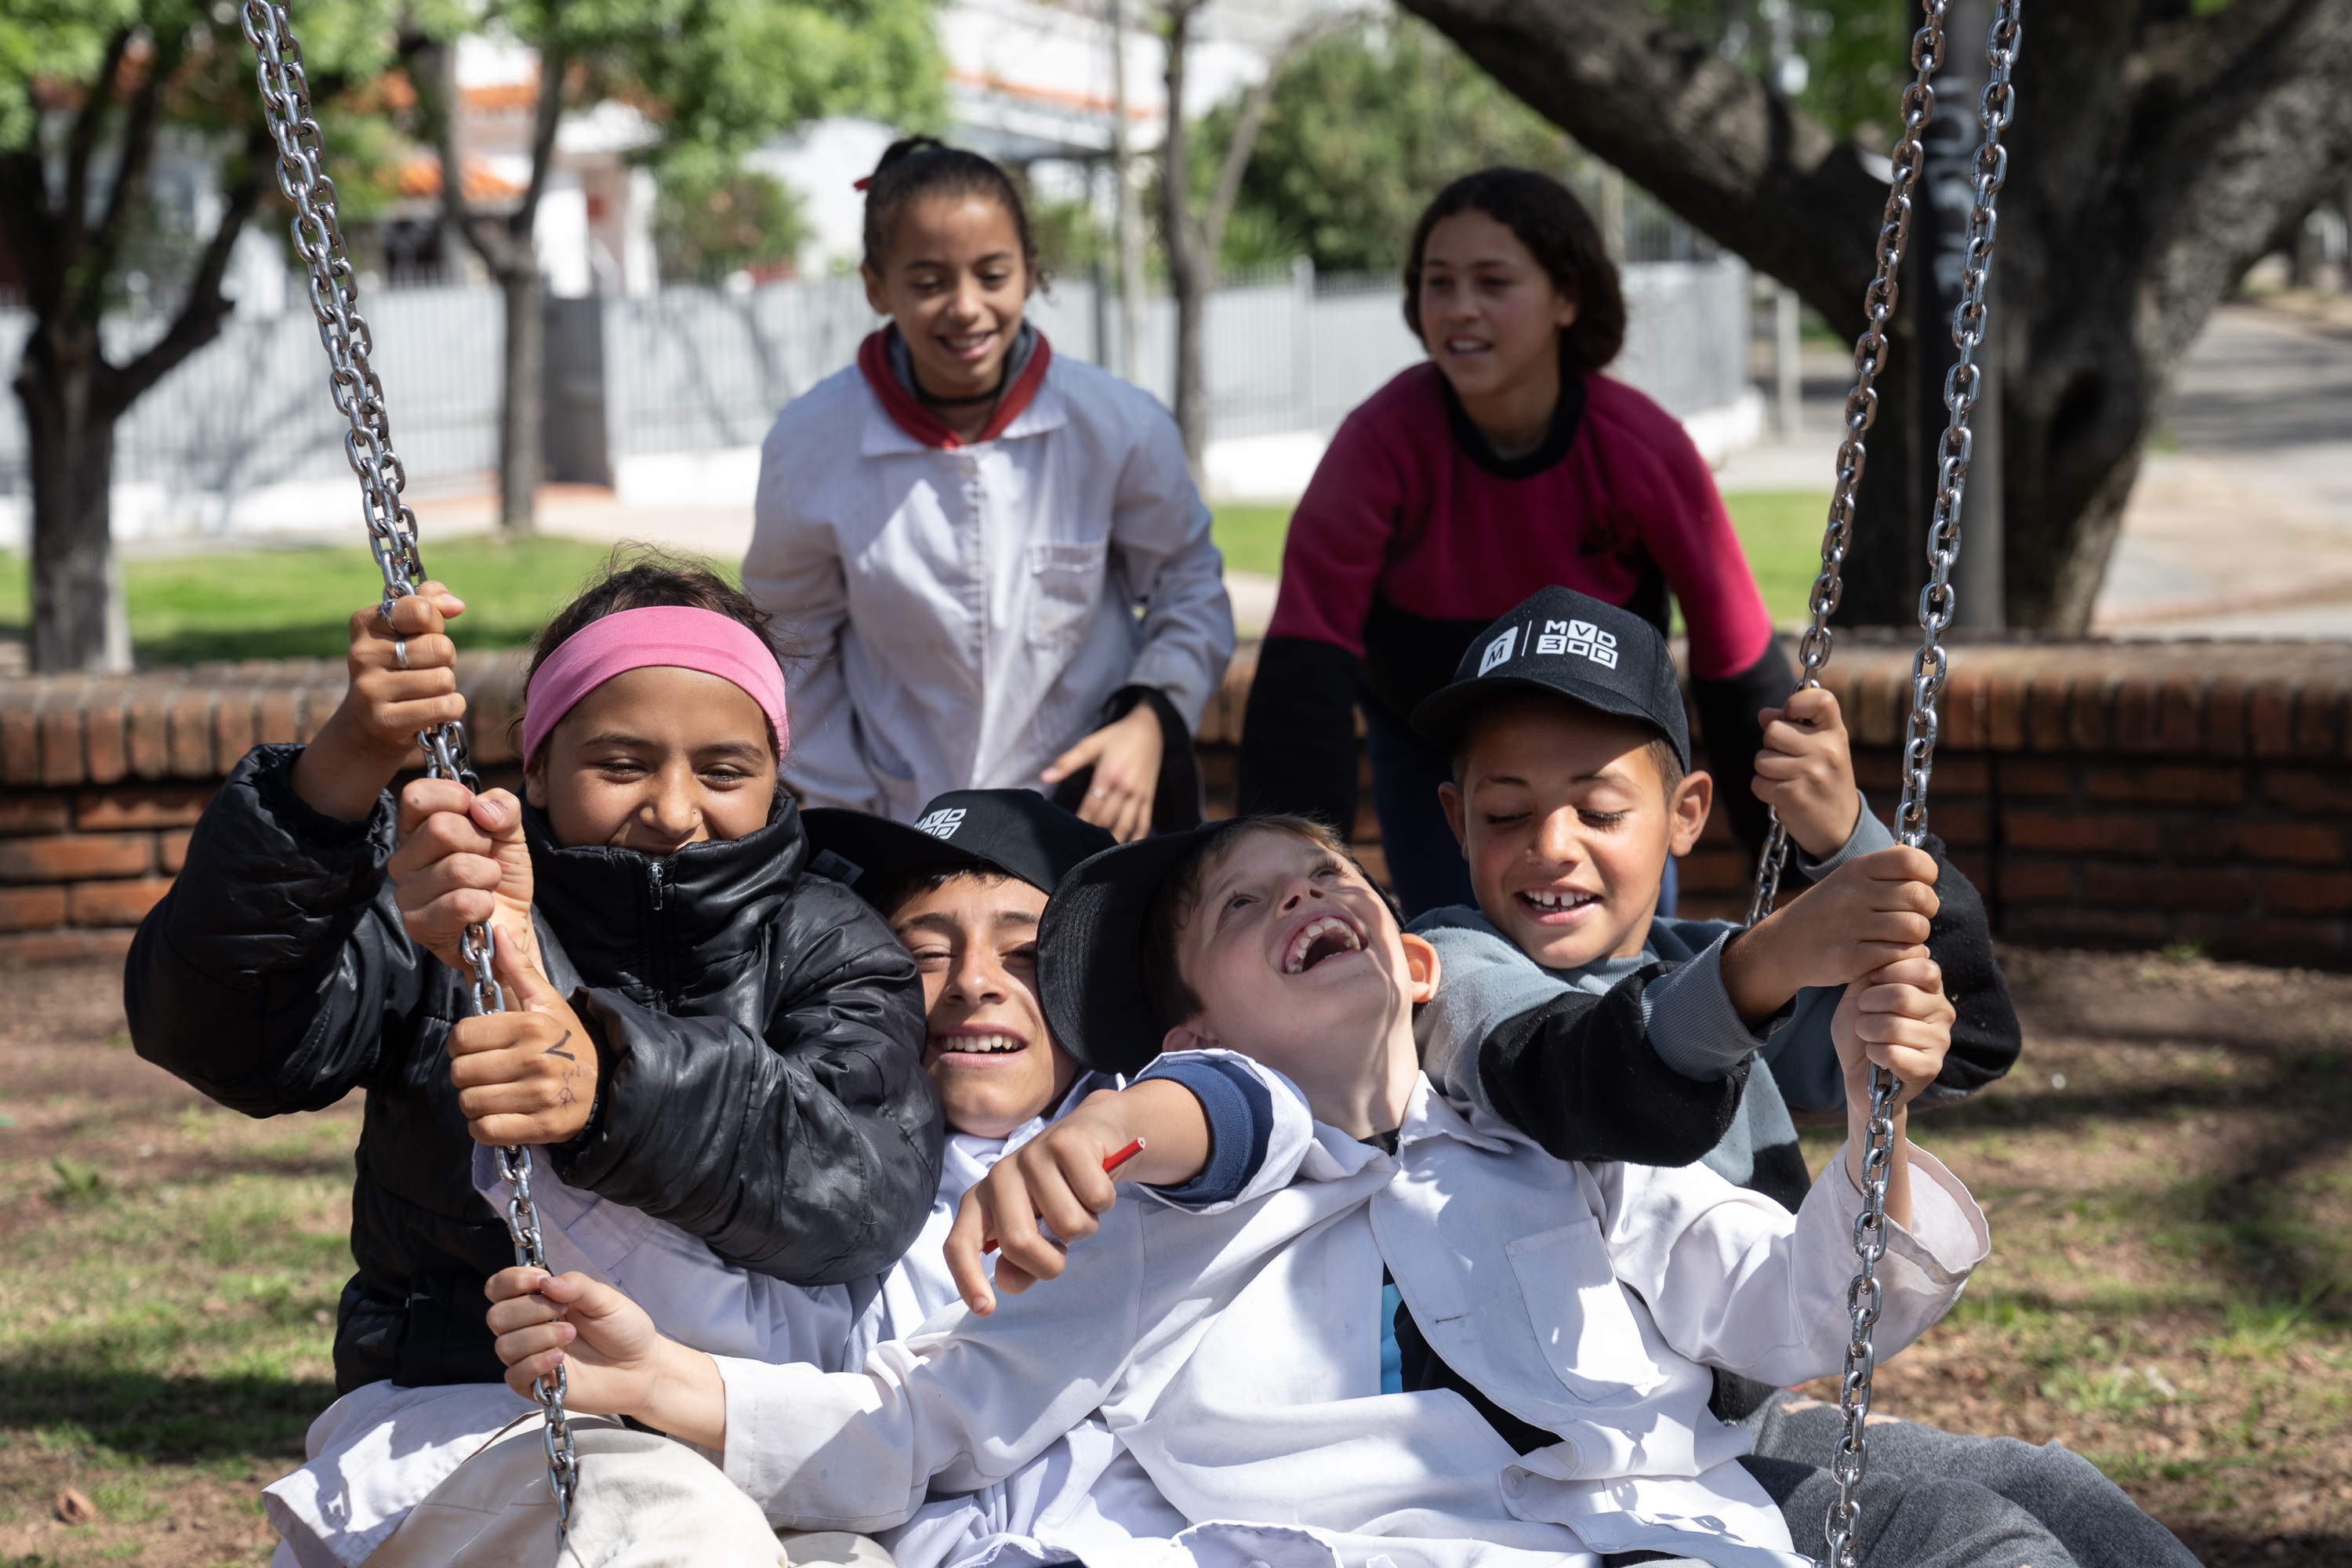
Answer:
(2097, 300, 2352, 636)
(1719, 302, 2352, 637)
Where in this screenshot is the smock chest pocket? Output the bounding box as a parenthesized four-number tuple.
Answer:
(1026, 539, 1108, 652)
(1506, 1218, 1663, 1401)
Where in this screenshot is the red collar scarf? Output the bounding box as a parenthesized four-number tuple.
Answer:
(857, 326, 1054, 449)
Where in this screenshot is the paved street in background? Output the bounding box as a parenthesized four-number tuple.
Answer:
(1722, 297, 2352, 638)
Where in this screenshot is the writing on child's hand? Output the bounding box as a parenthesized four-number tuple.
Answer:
(447, 927, 600, 1147)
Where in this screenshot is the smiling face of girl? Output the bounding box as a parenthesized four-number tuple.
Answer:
(862, 193, 1034, 416)
(1414, 209, 1580, 456)
(524, 666, 779, 853)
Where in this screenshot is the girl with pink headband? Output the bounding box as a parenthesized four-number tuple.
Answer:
(126, 551, 944, 1568)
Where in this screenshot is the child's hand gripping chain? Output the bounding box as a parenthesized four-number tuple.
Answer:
(389, 781, 539, 978)
(1718, 844, 1940, 1029)
(486, 1267, 728, 1450)
(1751, 686, 1862, 862)
(288, 583, 468, 824)
(1830, 950, 1956, 1235)
(446, 927, 600, 1148)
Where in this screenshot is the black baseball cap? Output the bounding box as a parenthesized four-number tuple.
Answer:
(1407, 586, 1690, 771)
(803, 789, 1116, 910)
(1034, 822, 1229, 1075)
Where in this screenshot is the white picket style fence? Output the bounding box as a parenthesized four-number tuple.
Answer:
(0, 256, 1754, 543)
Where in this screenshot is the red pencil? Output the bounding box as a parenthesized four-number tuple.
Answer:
(982, 1138, 1146, 1255)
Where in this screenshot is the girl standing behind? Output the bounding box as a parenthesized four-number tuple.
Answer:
(746, 139, 1234, 841)
(1238, 166, 1793, 916)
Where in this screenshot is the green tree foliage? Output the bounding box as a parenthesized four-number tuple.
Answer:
(652, 165, 808, 281)
(1, 0, 423, 309)
(1200, 15, 1572, 275)
(529, 0, 942, 173)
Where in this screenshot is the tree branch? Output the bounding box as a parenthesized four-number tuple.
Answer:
(82, 26, 183, 324)
(106, 125, 274, 414)
(409, 33, 521, 277)
(1201, 11, 1357, 262)
(513, 30, 570, 243)
(0, 154, 64, 316)
(60, 26, 136, 301)
(1393, 0, 1889, 328)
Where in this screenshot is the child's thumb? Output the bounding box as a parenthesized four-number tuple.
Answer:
(489, 924, 558, 1009)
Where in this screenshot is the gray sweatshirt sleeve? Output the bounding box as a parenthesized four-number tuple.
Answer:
(1790, 790, 1898, 882)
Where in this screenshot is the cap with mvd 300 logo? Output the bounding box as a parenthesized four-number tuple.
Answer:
(1407, 585, 1690, 771)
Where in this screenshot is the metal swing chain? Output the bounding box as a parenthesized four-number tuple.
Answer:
(1821, 10, 2020, 1568)
(237, 3, 580, 1546)
(1744, 3, 1947, 930)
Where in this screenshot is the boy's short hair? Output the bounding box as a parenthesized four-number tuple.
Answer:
(877, 865, 1016, 922)
(1450, 691, 1686, 798)
(1137, 815, 1358, 1032)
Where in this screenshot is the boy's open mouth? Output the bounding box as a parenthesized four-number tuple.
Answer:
(1281, 913, 1365, 975)
(931, 1029, 1029, 1059)
(1515, 887, 1601, 924)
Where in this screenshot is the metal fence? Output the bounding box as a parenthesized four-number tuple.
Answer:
(0, 254, 1751, 540)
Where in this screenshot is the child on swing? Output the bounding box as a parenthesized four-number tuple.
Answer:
(1396, 586, 2184, 1566)
(339, 786, 1316, 1568)
(460, 809, 2016, 1568)
(126, 552, 945, 1566)
(365, 775, 1777, 1568)
(745, 138, 1233, 840)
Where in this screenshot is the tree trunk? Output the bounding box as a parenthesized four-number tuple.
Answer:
(16, 338, 130, 672)
(1161, 2, 1210, 480)
(1394, 0, 2352, 632)
(499, 266, 544, 535)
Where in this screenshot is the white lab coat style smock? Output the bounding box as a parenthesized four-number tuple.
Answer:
(262, 1055, 1316, 1568)
(716, 1076, 1989, 1568)
(746, 349, 1236, 820)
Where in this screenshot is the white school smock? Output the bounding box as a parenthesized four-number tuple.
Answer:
(263, 1054, 1316, 1568)
(745, 350, 1236, 820)
(714, 1075, 1988, 1568)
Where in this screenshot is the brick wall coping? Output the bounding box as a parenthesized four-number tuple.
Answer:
(5, 637, 2350, 789)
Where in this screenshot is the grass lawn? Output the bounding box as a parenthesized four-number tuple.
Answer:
(0, 495, 1826, 668)
(0, 538, 684, 666)
(1207, 495, 1831, 627)
(5, 949, 2349, 1565)
(1210, 505, 1294, 579)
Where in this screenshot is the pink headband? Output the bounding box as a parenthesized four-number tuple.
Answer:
(522, 605, 789, 768)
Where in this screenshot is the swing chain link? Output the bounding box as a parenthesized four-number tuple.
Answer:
(237, 2, 579, 1545)
(1745, 3, 1948, 928)
(1823, 11, 2020, 1568)
(1898, 0, 2019, 853)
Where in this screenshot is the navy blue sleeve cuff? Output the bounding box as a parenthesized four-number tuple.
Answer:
(1134, 1054, 1274, 1208)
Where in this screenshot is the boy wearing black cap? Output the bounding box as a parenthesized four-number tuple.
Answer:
(1407, 586, 2020, 1222)
(471, 813, 2038, 1568)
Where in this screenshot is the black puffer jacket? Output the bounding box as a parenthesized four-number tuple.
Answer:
(127, 745, 942, 1395)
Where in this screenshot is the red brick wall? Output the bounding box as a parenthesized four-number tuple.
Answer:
(0, 655, 521, 964)
(5, 638, 2349, 967)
